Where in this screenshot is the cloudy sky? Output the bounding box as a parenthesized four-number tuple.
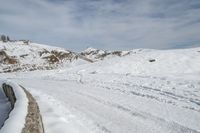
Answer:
(0, 0, 200, 51)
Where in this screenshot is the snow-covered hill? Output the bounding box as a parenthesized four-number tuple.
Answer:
(0, 41, 131, 73)
(1, 40, 199, 76)
(1, 41, 200, 133)
(0, 41, 82, 73)
(78, 47, 200, 75)
(80, 47, 130, 61)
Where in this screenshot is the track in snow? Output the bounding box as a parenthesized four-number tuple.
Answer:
(13, 76, 200, 133)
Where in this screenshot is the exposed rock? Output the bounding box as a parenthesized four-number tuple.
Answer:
(112, 51, 122, 56)
(81, 48, 130, 61)
(42, 54, 59, 64)
(149, 59, 156, 62)
(20, 54, 29, 58)
(38, 49, 50, 56)
(51, 50, 76, 61)
(0, 50, 18, 64)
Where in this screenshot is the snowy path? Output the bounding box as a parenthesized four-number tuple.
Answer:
(12, 74, 200, 133)
(0, 84, 11, 128)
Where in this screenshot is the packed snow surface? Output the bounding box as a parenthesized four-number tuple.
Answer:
(1, 46, 200, 133)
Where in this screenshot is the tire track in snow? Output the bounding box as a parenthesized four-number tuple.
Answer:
(88, 77, 200, 112)
(71, 90, 200, 133)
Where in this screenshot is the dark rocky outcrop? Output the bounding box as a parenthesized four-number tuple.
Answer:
(149, 59, 156, 62)
(42, 50, 78, 64)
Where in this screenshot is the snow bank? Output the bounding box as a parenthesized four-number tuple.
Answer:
(0, 80, 28, 133)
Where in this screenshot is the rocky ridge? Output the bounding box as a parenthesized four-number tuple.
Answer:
(0, 40, 129, 73)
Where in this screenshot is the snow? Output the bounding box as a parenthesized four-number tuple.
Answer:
(0, 45, 200, 133)
(82, 47, 98, 53)
(0, 42, 42, 66)
(0, 41, 69, 65)
(4, 72, 200, 133)
(77, 47, 200, 75)
(80, 47, 129, 61)
(0, 80, 28, 133)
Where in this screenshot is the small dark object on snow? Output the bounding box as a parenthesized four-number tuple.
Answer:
(149, 59, 156, 62)
(90, 71, 97, 74)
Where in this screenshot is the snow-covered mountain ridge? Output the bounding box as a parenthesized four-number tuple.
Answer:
(1, 40, 200, 75)
(0, 41, 95, 73)
(0, 41, 137, 73)
(78, 47, 200, 75)
(80, 47, 130, 61)
(0, 41, 79, 72)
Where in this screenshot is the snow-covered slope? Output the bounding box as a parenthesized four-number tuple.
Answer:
(73, 47, 200, 75)
(1, 42, 200, 133)
(0, 41, 86, 73)
(81, 47, 130, 61)
(0, 42, 134, 73)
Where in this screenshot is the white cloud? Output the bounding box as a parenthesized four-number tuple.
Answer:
(0, 0, 200, 51)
